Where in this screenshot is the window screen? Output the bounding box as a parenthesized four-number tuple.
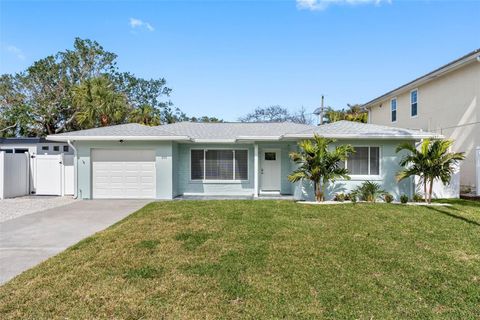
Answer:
(235, 150, 248, 180)
(370, 147, 380, 175)
(191, 149, 248, 181)
(348, 147, 369, 175)
(391, 98, 397, 122)
(411, 90, 418, 117)
(191, 150, 205, 180)
(346, 147, 380, 176)
(206, 150, 234, 180)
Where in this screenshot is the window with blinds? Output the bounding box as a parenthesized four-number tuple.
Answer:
(345, 146, 380, 176)
(191, 149, 248, 180)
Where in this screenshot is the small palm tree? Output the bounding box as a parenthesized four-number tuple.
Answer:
(396, 139, 465, 204)
(73, 76, 128, 127)
(288, 135, 354, 202)
(351, 181, 387, 203)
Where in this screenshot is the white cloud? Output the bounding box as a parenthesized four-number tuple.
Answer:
(3, 44, 25, 60)
(129, 18, 155, 32)
(297, 0, 391, 11)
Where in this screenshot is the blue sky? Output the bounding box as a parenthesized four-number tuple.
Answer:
(1, 0, 479, 121)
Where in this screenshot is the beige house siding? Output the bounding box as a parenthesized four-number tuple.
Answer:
(367, 61, 480, 190)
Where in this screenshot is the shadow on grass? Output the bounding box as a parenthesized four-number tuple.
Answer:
(426, 206, 480, 227)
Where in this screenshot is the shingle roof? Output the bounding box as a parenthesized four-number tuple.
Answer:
(284, 121, 442, 140)
(159, 122, 315, 140)
(46, 121, 440, 142)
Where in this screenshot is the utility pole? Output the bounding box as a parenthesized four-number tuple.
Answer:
(319, 95, 324, 125)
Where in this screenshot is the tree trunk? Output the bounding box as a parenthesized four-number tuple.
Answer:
(428, 178, 434, 204)
(315, 181, 322, 202)
(423, 177, 428, 203)
(100, 115, 109, 126)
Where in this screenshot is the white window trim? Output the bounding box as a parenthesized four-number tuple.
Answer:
(189, 148, 249, 183)
(391, 98, 397, 123)
(343, 145, 382, 180)
(410, 89, 418, 118)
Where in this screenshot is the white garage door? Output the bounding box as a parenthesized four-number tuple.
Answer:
(92, 149, 156, 199)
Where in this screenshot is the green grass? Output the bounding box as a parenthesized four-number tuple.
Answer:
(1, 200, 479, 319)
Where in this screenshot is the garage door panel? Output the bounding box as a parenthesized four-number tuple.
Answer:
(92, 149, 156, 199)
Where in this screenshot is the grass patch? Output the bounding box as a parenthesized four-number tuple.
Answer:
(1, 200, 480, 319)
(136, 240, 160, 249)
(175, 230, 214, 250)
(124, 266, 163, 280)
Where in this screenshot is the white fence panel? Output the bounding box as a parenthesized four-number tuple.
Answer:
(35, 154, 62, 196)
(414, 164, 460, 199)
(0, 151, 30, 199)
(63, 155, 74, 196)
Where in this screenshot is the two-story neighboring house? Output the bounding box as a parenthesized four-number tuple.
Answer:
(363, 49, 480, 195)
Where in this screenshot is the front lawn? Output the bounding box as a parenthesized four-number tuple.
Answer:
(1, 200, 479, 319)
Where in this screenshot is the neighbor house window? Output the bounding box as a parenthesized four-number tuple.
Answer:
(53, 146, 59, 151)
(191, 149, 248, 181)
(41, 146, 49, 151)
(344, 146, 380, 176)
(63, 145, 69, 152)
(391, 98, 397, 122)
(411, 89, 418, 117)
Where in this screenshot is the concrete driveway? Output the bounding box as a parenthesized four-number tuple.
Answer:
(0, 200, 151, 285)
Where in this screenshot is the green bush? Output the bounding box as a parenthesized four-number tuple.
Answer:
(413, 193, 423, 202)
(400, 194, 409, 204)
(352, 181, 387, 203)
(334, 193, 346, 202)
(384, 193, 394, 203)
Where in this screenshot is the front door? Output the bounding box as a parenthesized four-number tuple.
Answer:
(260, 149, 281, 191)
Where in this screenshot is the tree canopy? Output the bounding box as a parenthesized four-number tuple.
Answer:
(0, 38, 220, 137)
(239, 106, 313, 124)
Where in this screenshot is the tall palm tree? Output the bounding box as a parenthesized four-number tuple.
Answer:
(288, 135, 354, 202)
(396, 139, 465, 203)
(129, 104, 161, 126)
(73, 76, 128, 127)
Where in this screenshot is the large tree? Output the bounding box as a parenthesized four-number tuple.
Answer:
(324, 104, 368, 124)
(0, 38, 174, 136)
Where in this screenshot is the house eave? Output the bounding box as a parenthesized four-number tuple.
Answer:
(46, 135, 192, 142)
(282, 133, 443, 140)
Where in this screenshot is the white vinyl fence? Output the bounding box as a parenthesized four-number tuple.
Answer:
(0, 152, 74, 199)
(414, 163, 460, 199)
(477, 147, 480, 196)
(0, 151, 30, 199)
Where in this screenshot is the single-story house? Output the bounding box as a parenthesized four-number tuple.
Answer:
(46, 121, 440, 201)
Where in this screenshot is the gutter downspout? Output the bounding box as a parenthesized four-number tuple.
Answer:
(67, 140, 78, 199)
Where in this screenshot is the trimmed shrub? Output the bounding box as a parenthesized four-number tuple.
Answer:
(334, 193, 346, 202)
(384, 193, 394, 203)
(413, 193, 423, 202)
(400, 194, 409, 204)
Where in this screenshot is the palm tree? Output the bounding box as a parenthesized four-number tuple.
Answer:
(73, 76, 128, 127)
(288, 135, 354, 202)
(396, 139, 465, 203)
(129, 104, 161, 126)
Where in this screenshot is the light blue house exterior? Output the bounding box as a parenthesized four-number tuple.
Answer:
(48, 121, 440, 201)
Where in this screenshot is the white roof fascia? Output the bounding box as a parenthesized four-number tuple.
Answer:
(282, 133, 443, 140)
(192, 139, 237, 143)
(46, 135, 192, 142)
